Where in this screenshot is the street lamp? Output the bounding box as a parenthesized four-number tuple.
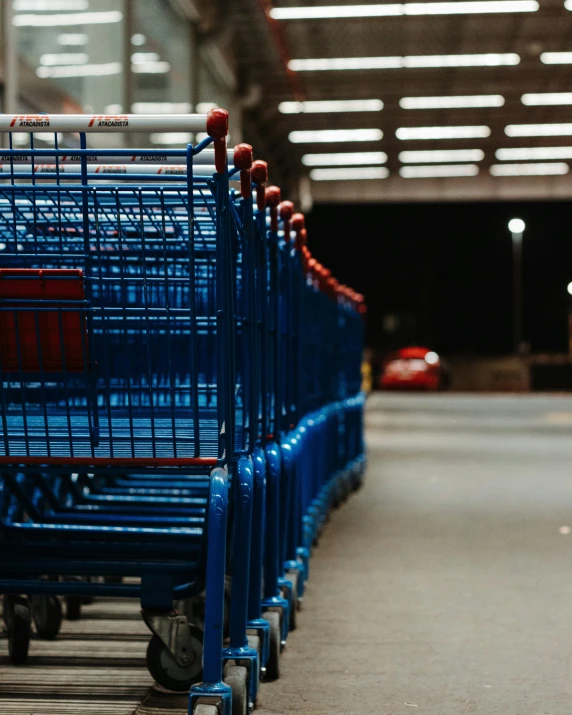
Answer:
(508, 218, 525, 354)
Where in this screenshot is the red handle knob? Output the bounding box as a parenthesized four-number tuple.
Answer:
(251, 160, 268, 210)
(265, 186, 281, 231)
(206, 108, 229, 174)
(233, 143, 253, 200)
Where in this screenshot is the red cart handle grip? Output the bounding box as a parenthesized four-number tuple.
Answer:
(251, 160, 268, 210)
(265, 186, 281, 231)
(206, 108, 229, 173)
(279, 201, 294, 241)
(233, 143, 253, 199)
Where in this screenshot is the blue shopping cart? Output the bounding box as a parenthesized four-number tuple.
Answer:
(0, 110, 262, 715)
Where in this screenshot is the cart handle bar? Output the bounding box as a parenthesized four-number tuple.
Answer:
(0, 109, 229, 172)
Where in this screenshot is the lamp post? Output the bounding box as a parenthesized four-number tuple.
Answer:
(508, 218, 525, 354)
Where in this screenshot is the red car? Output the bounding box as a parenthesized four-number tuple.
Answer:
(380, 347, 442, 391)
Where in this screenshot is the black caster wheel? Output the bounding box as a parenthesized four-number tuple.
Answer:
(146, 626, 203, 692)
(262, 610, 280, 681)
(65, 595, 82, 621)
(104, 575, 123, 584)
(4, 595, 31, 665)
(31, 595, 62, 640)
(223, 663, 248, 715)
(282, 575, 298, 631)
(247, 633, 261, 682)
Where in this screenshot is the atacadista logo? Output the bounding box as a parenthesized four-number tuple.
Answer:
(9, 115, 50, 128)
(89, 115, 129, 128)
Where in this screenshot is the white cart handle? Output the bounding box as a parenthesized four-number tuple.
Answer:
(0, 109, 229, 172)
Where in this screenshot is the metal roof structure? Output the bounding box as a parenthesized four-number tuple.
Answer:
(232, 0, 572, 202)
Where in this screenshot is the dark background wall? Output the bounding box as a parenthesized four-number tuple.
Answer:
(306, 201, 572, 356)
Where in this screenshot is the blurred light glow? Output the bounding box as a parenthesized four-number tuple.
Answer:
(400, 94, 504, 109)
(39, 52, 88, 65)
(425, 351, 439, 365)
(289, 129, 383, 143)
(271, 1, 537, 19)
(399, 149, 484, 162)
(279, 99, 383, 113)
(309, 167, 389, 180)
(57, 33, 88, 45)
(496, 146, 572, 160)
(13, 0, 87, 9)
(131, 61, 170, 74)
(505, 124, 572, 136)
(131, 33, 146, 45)
(567, 281, 572, 296)
(289, 54, 519, 71)
(508, 218, 525, 233)
(132, 102, 192, 114)
(150, 132, 193, 145)
(302, 151, 388, 166)
(492, 163, 569, 176)
(396, 126, 490, 140)
(131, 52, 160, 63)
(36, 62, 122, 78)
(521, 92, 572, 105)
(540, 52, 572, 64)
(13, 10, 122, 25)
(197, 103, 218, 113)
(400, 164, 479, 177)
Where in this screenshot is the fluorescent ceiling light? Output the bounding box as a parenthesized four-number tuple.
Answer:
(197, 102, 218, 112)
(289, 54, 519, 71)
(131, 33, 146, 45)
(271, 1, 538, 19)
(39, 52, 88, 65)
(505, 124, 572, 137)
(540, 52, 572, 64)
(279, 99, 383, 113)
(57, 33, 88, 45)
(131, 52, 160, 63)
(302, 151, 388, 166)
(400, 94, 504, 109)
(310, 167, 389, 180)
(399, 149, 485, 162)
(13, 10, 122, 25)
(14, 0, 87, 9)
(400, 164, 479, 177)
(131, 61, 170, 74)
(521, 92, 572, 105)
(132, 102, 192, 114)
(496, 146, 572, 160)
(151, 132, 194, 145)
(36, 61, 122, 78)
(490, 162, 569, 176)
(566, 0, 572, 8)
(289, 129, 383, 143)
(396, 126, 490, 140)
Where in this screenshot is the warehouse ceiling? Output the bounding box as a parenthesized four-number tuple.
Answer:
(232, 0, 572, 202)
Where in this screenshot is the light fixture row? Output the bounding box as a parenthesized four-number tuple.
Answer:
(290, 125, 572, 143)
(302, 149, 572, 166)
(309, 163, 570, 180)
(279, 93, 572, 115)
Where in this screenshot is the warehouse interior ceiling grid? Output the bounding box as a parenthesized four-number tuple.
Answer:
(234, 0, 572, 202)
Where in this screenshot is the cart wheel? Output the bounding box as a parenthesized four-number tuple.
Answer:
(146, 626, 203, 692)
(104, 575, 123, 584)
(223, 663, 248, 715)
(261, 611, 280, 681)
(31, 595, 62, 640)
(193, 706, 218, 715)
(6, 596, 31, 665)
(65, 596, 82, 621)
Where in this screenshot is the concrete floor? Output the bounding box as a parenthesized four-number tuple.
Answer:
(4, 393, 572, 714)
(256, 393, 572, 715)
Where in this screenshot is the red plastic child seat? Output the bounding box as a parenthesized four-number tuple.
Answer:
(0, 268, 88, 373)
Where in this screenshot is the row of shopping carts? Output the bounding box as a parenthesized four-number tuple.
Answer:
(0, 109, 366, 715)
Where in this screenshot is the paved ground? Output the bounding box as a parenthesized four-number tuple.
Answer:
(4, 393, 572, 714)
(256, 394, 572, 715)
